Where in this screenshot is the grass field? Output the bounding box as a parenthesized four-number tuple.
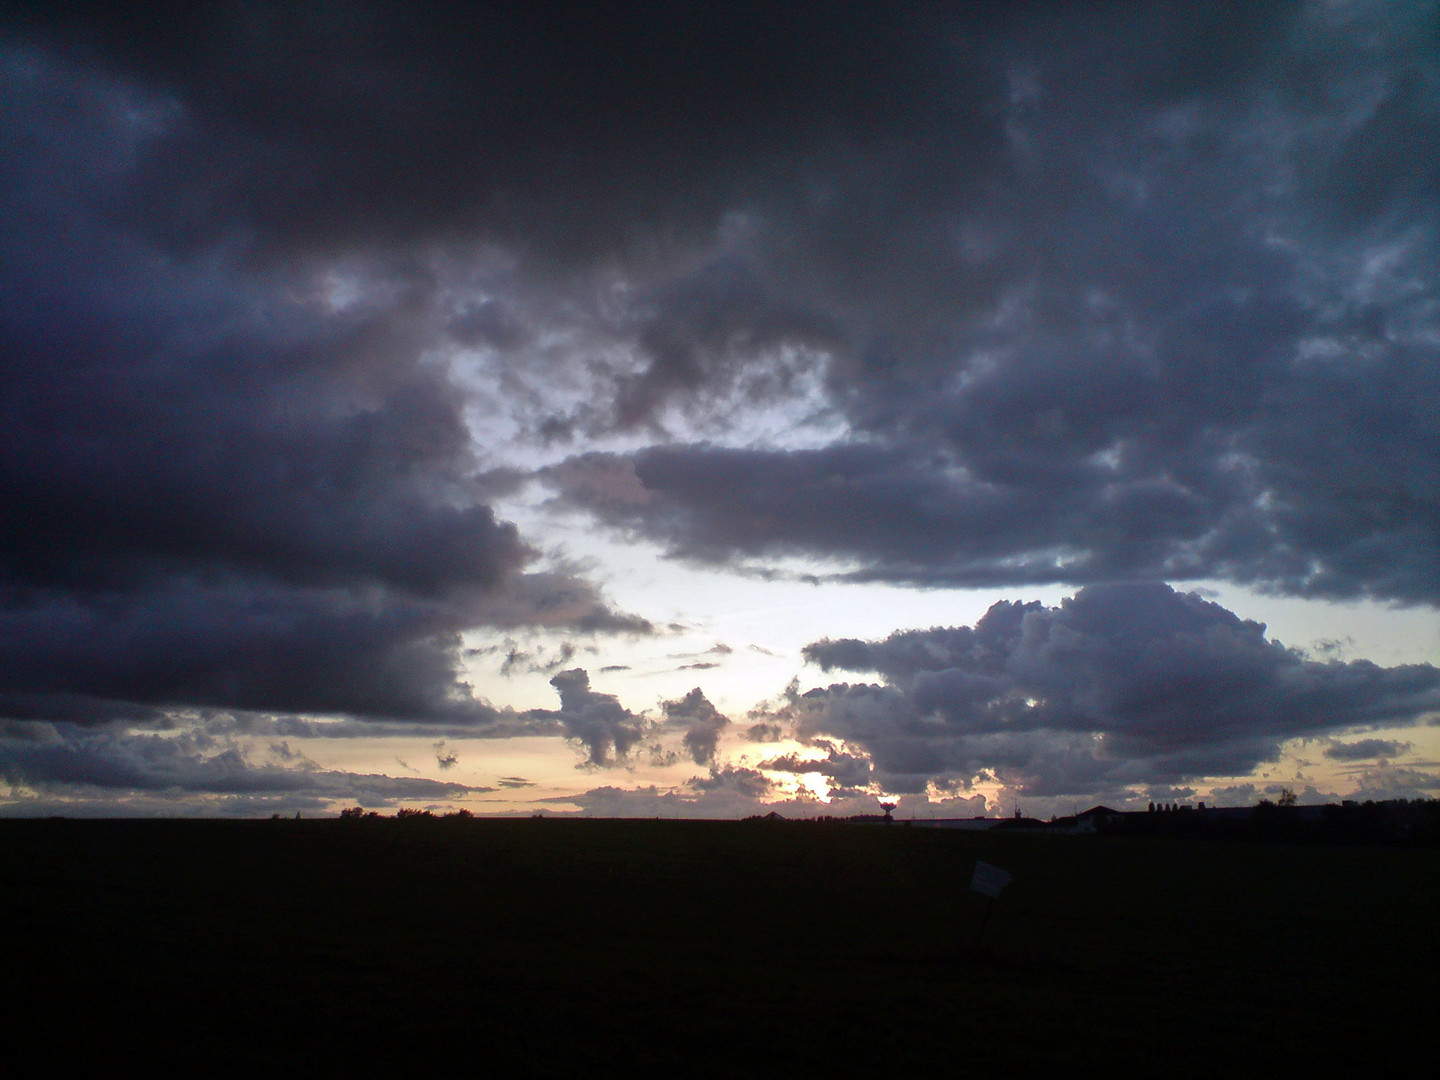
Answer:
(3, 818, 1433, 1074)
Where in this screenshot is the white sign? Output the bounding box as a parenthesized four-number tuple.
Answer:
(970, 861, 1012, 899)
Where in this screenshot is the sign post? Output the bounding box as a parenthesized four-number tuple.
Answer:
(970, 860, 1012, 945)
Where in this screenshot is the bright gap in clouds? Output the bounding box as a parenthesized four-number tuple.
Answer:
(469, 495, 1440, 712)
(463, 498, 1073, 715)
(1194, 584, 1440, 669)
(458, 502, 1440, 816)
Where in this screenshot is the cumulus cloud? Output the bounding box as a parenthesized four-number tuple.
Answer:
(661, 688, 730, 766)
(555, 770, 996, 820)
(542, 669, 648, 767)
(1346, 763, 1440, 801)
(760, 740, 874, 790)
(780, 584, 1440, 797)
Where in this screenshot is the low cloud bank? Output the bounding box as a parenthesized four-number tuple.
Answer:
(778, 584, 1440, 798)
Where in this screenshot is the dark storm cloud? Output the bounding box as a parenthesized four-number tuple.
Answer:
(0, 579, 506, 727)
(0, 28, 648, 730)
(1, 1, 1003, 262)
(516, 3, 1437, 605)
(547, 441, 1244, 588)
(780, 585, 1440, 796)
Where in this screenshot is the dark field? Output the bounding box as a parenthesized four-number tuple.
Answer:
(3, 818, 1433, 1074)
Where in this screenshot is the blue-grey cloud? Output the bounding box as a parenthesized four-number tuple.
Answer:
(541, 669, 647, 767)
(781, 584, 1440, 796)
(2, 3, 1435, 809)
(1324, 738, 1411, 761)
(0, 27, 650, 730)
(661, 687, 730, 766)
(524, 3, 1440, 605)
(0, 722, 487, 801)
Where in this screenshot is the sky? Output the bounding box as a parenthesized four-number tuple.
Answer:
(2, 1, 1438, 819)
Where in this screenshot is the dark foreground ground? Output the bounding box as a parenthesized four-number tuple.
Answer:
(3, 817, 1433, 1074)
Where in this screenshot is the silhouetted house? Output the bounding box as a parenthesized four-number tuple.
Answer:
(991, 814, 1055, 832)
(1071, 805, 1124, 832)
